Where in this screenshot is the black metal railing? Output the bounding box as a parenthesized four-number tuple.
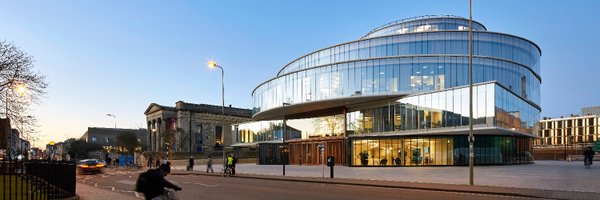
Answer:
(1, 160, 76, 200)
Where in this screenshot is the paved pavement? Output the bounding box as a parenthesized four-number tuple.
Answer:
(174, 160, 600, 193)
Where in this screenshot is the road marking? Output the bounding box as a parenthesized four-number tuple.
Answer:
(112, 187, 115, 191)
(116, 180, 137, 185)
(135, 192, 139, 198)
(94, 183, 97, 187)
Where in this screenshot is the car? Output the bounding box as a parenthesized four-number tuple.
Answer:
(78, 159, 106, 174)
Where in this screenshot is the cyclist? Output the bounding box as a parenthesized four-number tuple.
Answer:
(226, 154, 234, 176)
(584, 147, 595, 169)
(139, 163, 182, 200)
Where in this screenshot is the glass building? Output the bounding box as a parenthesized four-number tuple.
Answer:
(237, 15, 541, 166)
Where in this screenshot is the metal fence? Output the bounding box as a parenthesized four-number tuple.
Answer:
(1, 160, 76, 200)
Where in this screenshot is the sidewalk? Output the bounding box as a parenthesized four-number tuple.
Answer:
(77, 182, 139, 200)
(172, 161, 600, 200)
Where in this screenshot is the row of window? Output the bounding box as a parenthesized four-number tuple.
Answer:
(279, 31, 540, 77)
(539, 117, 598, 129)
(254, 57, 541, 115)
(364, 18, 486, 39)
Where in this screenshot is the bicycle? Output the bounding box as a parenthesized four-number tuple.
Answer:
(584, 158, 592, 169)
(223, 166, 233, 177)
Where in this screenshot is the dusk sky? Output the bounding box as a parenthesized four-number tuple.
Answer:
(1, 0, 599, 147)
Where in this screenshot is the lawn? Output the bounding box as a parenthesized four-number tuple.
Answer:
(0, 175, 46, 200)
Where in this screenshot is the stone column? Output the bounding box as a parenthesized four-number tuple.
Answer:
(157, 118, 162, 151)
(147, 121, 152, 151)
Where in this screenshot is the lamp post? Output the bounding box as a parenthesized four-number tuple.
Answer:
(468, 0, 475, 185)
(208, 60, 226, 177)
(106, 113, 117, 160)
(4, 81, 27, 160)
(282, 102, 290, 176)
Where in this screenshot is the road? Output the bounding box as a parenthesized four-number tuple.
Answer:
(77, 169, 537, 200)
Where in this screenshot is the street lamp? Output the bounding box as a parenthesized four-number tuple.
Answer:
(468, 0, 475, 185)
(4, 81, 28, 160)
(106, 113, 117, 161)
(282, 102, 290, 176)
(208, 60, 226, 177)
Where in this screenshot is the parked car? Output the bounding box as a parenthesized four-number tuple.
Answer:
(78, 159, 106, 174)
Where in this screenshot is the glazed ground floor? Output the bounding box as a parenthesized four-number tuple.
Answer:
(257, 135, 533, 166)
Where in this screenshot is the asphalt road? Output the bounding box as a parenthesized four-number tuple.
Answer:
(77, 169, 538, 200)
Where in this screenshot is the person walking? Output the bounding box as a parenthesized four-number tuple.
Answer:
(148, 156, 154, 168)
(206, 155, 214, 173)
(584, 146, 595, 169)
(188, 156, 194, 171)
(231, 155, 237, 175)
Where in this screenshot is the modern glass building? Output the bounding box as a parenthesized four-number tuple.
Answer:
(237, 15, 541, 166)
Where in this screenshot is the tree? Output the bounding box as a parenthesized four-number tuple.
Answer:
(116, 132, 140, 154)
(0, 40, 48, 141)
(65, 139, 103, 160)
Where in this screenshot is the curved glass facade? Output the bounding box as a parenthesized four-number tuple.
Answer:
(346, 83, 539, 135)
(362, 16, 486, 39)
(275, 31, 541, 78)
(256, 17, 542, 116)
(244, 15, 541, 166)
(254, 57, 540, 114)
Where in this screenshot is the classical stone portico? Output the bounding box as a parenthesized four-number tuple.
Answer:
(144, 101, 252, 153)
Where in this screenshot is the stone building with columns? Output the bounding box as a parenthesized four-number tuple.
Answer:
(144, 101, 252, 153)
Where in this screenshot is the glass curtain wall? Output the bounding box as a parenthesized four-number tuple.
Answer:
(346, 83, 539, 136)
(254, 57, 540, 115)
(351, 135, 532, 166)
(278, 31, 540, 77)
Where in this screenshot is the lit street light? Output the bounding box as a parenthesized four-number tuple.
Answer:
(208, 60, 226, 177)
(4, 81, 28, 160)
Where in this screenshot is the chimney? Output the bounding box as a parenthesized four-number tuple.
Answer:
(229, 104, 232, 108)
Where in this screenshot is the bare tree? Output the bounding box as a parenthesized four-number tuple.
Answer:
(0, 40, 48, 140)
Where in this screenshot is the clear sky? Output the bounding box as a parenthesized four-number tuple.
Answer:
(1, 0, 599, 147)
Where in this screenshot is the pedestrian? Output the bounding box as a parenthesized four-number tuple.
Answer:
(107, 157, 112, 167)
(115, 157, 120, 167)
(231, 155, 237, 175)
(148, 156, 154, 168)
(188, 156, 194, 171)
(206, 155, 214, 173)
(155, 159, 160, 168)
(136, 163, 182, 200)
(584, 146, 595, 169)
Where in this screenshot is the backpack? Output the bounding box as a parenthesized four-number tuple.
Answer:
(135, 169, 153, 192)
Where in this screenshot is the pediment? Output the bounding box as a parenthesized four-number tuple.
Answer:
(144, 103, 164, 115)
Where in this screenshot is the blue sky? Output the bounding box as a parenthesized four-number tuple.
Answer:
(1, 1, 599, 147)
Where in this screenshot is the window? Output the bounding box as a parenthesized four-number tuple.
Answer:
(215, 126, 223, 144)
(91, 136, 97, 143)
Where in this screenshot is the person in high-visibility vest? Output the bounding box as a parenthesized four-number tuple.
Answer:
(226, 154, 234, 174)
